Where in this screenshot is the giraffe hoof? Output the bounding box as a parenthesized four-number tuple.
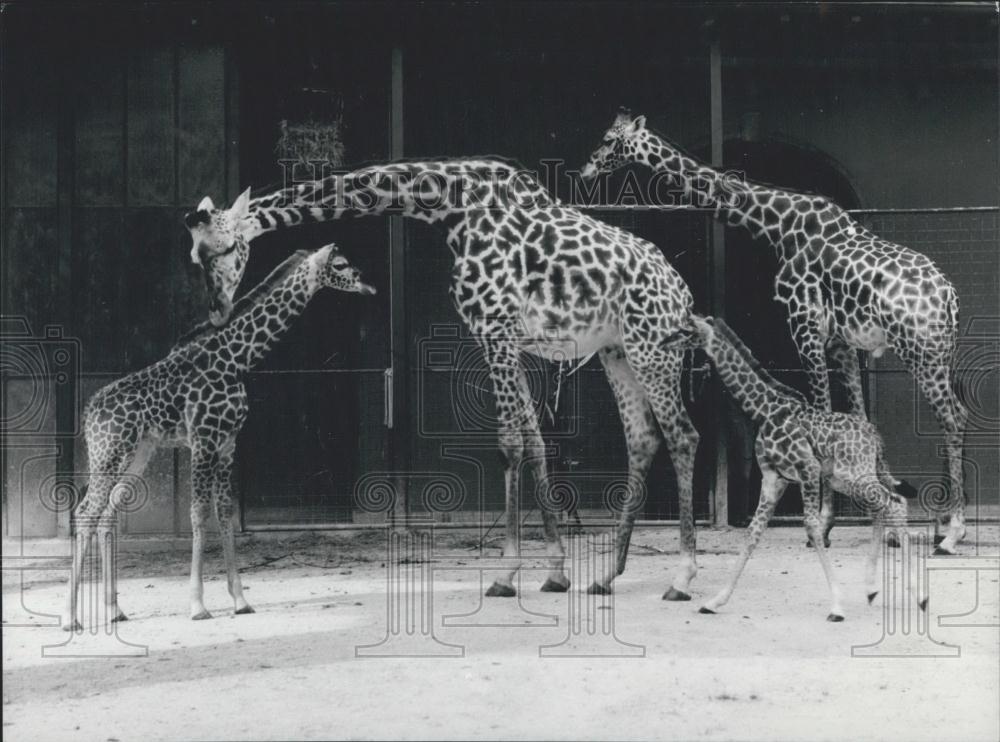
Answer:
(540, 577, 570, 593)
(110, 613, 129, 623)
(885, 533, 901, 548)
(806, 538, 831, 549)
(662, 587, 691, 602)
(191, 609, 213, 621)
(933, 534, 945, 545)
(234, 605, 256, 615)
(932, 546, 956, 557)
(826, 613, 845, 623)
(918, 597, 929, 612)
(698, 607, 716, 615)
(867, 592, 879, 605)
(485, 582, 516, 598)
(62, 619, 82, 632)
(586, 581, 612, 596)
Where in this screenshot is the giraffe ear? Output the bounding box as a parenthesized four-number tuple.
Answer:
(197, 196, 214, 212)
(629, 115, 647, 133)
(229, 187, 252, 221)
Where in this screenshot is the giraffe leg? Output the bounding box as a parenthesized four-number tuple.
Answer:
(827, 340, 867, 418)
(822, 341, 870, 546)
(63, 462, 119, 631)
(787, 311, 835, 548)
(63, 437, 144, 630)
(96, 440, 156, 623)
(701, 466, 787, 614)
(631, 354, 700, 601)
(527, 429, 570, 593)
(865, 509, 885, 605)
(189, 446, 217, 620)
(588, 347, 661, 593)
(480, 339, 564, 597)
(213, 437, 253, 614)
(786, 308, 834, 411)
(801, 473, 845, 620)
(914, 364, 968, 555)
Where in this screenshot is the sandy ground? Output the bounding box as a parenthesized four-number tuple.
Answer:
(3, 524, 999, 742)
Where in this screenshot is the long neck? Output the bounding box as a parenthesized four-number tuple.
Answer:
(216, 255, 321, 371)
(243, 160, 555, 240)
(701, 329, 803, 423)
(634, 130, 851, 260)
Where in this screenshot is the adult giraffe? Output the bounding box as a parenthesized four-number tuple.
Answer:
(185, 159, 700, 598)
(583, 112, 967, 555)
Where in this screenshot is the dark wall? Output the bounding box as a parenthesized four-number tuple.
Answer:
(3, 3, 997, 535)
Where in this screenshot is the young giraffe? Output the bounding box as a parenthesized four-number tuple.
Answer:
(63, 245, 375, 628)
(185, 159, 700, 599)
(583, 112, 968, 555)
(689, 315, 921, 620)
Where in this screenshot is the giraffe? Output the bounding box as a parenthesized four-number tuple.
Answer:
(63, 244, 375, 628)
(185, 159, 701, 599)
(688, 315, 922, 620)
(583, 111, 968, 555)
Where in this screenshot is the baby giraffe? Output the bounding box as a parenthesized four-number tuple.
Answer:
(689, 315, 919, 621)
(63, 244, 375, 629)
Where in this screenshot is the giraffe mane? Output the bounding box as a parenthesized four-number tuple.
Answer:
(638, 121, 844, 205)
(712, 318, 810, 409)
(346, 154, 530, 171)
(173, 250, 313, 348)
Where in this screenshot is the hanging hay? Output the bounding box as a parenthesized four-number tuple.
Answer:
(275, 117, 346, 167)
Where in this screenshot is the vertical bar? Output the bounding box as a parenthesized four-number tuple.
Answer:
(55, 33, 76, 538)
(389, 47, 409, 526)
(224, 42, 243, 531)
(709, 36, 728, 527)
(225, 42, 240, 202)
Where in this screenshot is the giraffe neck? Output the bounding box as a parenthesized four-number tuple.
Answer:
(213, 252, 322, 372)
(243, 159, 556, 240)
(700, 325, 806, 423)
(635, 130, 847, 261)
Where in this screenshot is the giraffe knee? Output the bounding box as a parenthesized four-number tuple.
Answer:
(190, 500, 213, 527)
(215, 501, 234, 524)
(496, 429, 524, 470)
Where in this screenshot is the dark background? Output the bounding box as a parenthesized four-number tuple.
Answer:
(2, 2, 997, 536)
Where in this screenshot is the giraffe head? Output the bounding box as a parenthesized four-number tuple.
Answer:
(687, 314, 715, 345)
(580, 110, 649, 181)
(185, 187, 255, 263)
(314, 243, 377, 296)
(185, 188, 255, 326)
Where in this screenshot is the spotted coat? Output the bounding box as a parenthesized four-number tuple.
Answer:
(63, 245, 375, 627)
(690, 315, 912, 620)
(186, 159, 702, 598)
(585, 112, 967, 554)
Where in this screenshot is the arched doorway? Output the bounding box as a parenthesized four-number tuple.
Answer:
(719, 137, 862, 524)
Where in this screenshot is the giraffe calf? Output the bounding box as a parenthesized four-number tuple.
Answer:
(689, 315, 922, 621)
(63, 243, 375, 629)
